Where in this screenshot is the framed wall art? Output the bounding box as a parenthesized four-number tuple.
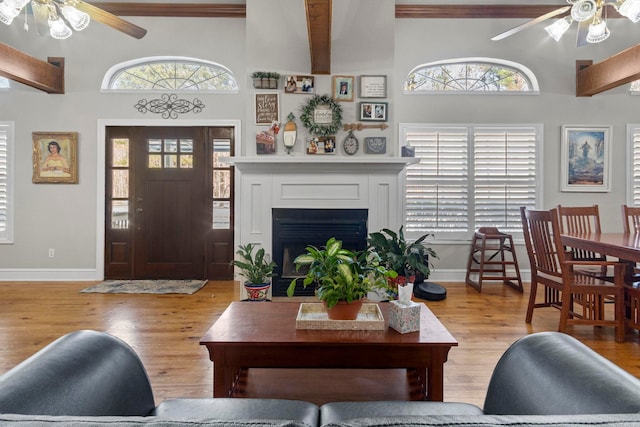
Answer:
(332, 75, 354, 102)
(32, 132, 78, 184)
(359, 75, 387, 98)
(365, 137, 387, 154)
(284, 75, 314, 94)
(560, 125, 611, 192)
(255, 93, 279, 125)
(359, 102, 388, 122)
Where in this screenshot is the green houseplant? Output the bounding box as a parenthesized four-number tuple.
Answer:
(367, 226, 438, 286)
(231, 243, 277, 301)
(286, 237, 396, 319)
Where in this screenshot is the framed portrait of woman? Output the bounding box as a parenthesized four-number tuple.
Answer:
(32, 132, 78, 184)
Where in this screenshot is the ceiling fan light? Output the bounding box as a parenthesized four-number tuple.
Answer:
(571, 0, 598, 22)
(0, 0, 29, 25)
(586, 19, 610, 43)
(61, 5, 90, 31)
(618, 0, 640, 23)
(48, 16, 72, 39)
(545, 16, 573, 41)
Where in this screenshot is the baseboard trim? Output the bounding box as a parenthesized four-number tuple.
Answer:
(0, 269, 100, 281)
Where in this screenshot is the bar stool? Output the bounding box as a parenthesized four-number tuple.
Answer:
(465, 227, 523, 292)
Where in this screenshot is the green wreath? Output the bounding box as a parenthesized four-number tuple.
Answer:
(300, 94, 343, 137)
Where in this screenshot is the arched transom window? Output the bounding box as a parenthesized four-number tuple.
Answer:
(102, 56, 239, 92)
(404, 58, 539, 94)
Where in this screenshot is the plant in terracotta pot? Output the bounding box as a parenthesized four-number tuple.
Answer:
(367, 226, 438, 294)
(286, 237, 396, 319)
(231, 243, 277, 301)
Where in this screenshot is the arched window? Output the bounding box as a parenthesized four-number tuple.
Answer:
(101, 56, 239, 92)
(404, 58, 539, 94)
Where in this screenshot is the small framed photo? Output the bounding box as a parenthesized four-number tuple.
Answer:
(255, 93, 279, 125)
(332, 75, 354, 102)
(561, 125, 611, 192)
(359, 75, 387, 98)
(32, 132, 78, 184)
(284, 75, 315, 94)
(306, 136, 336, 155)
(359, 102, 388, 122)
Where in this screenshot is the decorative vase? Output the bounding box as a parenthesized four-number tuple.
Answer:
(324, 299, 364, 320)
(244, 282, 271, 301)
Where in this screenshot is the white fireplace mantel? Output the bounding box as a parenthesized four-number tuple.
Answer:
(223, 156, 419, 173)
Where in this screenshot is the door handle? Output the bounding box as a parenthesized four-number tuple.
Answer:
(136, 208, 143, 213)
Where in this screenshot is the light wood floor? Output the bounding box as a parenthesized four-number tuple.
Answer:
(1, 281, 639, 408)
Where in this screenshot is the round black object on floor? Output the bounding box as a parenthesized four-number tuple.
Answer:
(413, 282, 447, 301)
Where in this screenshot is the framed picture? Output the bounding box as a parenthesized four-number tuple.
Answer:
(359, 75, 387, 98)
(365, 137, 387, 154)
(256, 129, 276, 155)
(561, 125, 611, 192)
(255, 93, 279, 125)
(306, 136, 336, 155)
(332, 75, 354, 102)
(359, 102, 388, 122)
(32, 132, 78, 184)
(284, 75, 314, 94)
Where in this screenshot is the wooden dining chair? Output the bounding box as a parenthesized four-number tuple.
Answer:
(520, 207, 626, 342)
(556, 204, 609, 277)
(622, 204, 640, 234)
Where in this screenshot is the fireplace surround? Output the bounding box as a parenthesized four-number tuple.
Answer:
(227, 156, 417, 300)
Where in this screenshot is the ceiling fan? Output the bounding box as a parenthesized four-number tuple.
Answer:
(492, 0, 640, 46)
(0, 0, 147, 39)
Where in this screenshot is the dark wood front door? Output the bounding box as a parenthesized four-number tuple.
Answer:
(104, 126, 234, 280)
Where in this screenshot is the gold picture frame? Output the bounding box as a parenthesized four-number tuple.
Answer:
(32, 132, 78, 184)
(332, 75, 354, 102)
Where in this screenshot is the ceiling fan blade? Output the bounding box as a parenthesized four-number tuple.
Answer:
(576, 19, 590, 47)
(74, 1, 147, 39)
(491, 6, 571, 41)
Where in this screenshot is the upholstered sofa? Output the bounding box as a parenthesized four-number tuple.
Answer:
(0, 329, 639, 426)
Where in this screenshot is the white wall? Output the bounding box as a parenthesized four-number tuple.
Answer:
(1, 1, 639, 280)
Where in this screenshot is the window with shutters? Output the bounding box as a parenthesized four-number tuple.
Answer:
(400, 124, 541, 240)
(0, 122, 14, 244)
(627, 125, 640, 206)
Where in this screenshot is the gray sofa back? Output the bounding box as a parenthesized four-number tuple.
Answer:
(483, 331, 640, 415)
(0, 330, 156, 416)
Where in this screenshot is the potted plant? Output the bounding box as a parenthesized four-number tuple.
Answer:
(286, 237, 396, 319)
(367, 226, 438, 288)
(251, 71, 267, 88)
(267, 72, 280, 89)
(231, 243, 277, 301)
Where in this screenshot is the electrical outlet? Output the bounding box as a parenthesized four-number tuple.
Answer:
(48, 249, 55, 258)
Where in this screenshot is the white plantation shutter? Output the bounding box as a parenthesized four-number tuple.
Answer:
(629, 126, 640, 206)
(401, 124, 540, 238)
(404, 127, 469, 233)
(474, 127, 537, 232)
(0, 122, 13, 243)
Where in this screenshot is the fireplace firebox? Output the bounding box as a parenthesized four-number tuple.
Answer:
(272, 208, 368, 297)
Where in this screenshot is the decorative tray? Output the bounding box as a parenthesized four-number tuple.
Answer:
(295, 303, 385, 330)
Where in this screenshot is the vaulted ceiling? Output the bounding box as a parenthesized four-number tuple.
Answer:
(2, 2, 639, 95)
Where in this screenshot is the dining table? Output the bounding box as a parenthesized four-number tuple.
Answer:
(560, 232, 640, 280)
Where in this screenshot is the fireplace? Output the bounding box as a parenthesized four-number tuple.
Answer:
(272, 208, 368, 297)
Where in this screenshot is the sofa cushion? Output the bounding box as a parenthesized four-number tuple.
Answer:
(320, 414, 640, 427)
(154, 398, 319, 427)
(320, 401, 483, 425)
(483, 332, 640, 415)
(0, 330, 155, 416)
(0, 414, 311, 427)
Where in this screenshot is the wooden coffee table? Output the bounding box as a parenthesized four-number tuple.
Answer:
(200, 301, 457, 401)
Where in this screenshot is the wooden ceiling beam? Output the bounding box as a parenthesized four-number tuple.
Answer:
(0, 43, 64, 94)
(395, 4, 622, 19)
(576, 44, 640, 96)
(89, 3, 246, 18)
(305, 0, 332, 75)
